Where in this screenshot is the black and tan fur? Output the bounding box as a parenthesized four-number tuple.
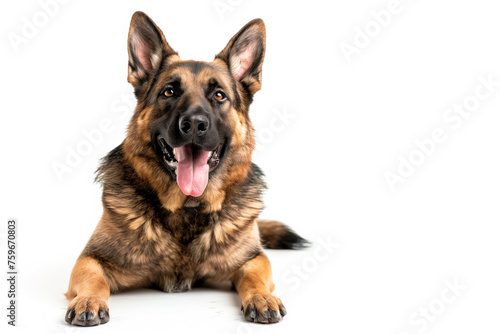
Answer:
(65, 11, 307, 326)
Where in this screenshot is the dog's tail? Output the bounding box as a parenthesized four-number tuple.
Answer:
(257, 220, 310, 250)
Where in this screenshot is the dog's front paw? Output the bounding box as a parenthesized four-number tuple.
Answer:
(241, 293, 287, 324)
(65, 295, 109, 326)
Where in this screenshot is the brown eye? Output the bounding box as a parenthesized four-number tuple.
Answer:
(164, 88, 174, 97)
(214, 91, 226, 101)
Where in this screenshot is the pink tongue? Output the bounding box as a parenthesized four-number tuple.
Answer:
(174, 145, 210, 197)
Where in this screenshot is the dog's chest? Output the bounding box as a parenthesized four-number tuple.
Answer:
(154, 234, 224, 292)
(129, 201, 258, 292)
(154, 207, 223, 291)
(155, 220, 260, 293)
(165, 203, 213, 243)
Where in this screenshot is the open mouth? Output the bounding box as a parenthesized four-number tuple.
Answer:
(157, 137, 224, 197)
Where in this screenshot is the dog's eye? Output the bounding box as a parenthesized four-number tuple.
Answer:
(214, 91, 226, 101)
(164, 88, 175, 97)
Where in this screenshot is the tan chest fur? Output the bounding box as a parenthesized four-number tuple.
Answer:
(86, 200, 261, 293)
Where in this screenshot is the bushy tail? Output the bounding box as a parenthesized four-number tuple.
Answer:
(257, 220, 310, 250)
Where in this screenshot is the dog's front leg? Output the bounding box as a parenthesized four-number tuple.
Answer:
(232, 253, 287, 323)
(65, 256, 110, 326)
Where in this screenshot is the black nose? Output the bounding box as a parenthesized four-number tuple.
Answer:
(179, 114, 209, 136)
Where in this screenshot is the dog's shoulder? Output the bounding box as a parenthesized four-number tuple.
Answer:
(95, 143, 130, 185)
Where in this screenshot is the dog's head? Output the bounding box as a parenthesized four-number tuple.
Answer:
(123, 12, 265, 203)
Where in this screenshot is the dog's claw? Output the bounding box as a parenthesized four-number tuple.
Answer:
(241, 294, 285, 324)
(66, 309, 74, 320)
(244, 306, 256, 320)
(65, 296, 109, 326)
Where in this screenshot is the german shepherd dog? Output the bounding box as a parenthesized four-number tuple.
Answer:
(65, 11, 307, 326)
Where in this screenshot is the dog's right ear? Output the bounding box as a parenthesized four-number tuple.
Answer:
(127, 12, 176, 88)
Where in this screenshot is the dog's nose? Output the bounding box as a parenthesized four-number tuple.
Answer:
(179, 114, 209, 136)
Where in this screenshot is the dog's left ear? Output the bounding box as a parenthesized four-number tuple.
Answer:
(127, 11, 176, 89)
(216, 19, 266, 95)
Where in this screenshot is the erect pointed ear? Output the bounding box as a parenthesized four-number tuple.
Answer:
(127, 11, 176, 88)
(215, 19, 266, 95)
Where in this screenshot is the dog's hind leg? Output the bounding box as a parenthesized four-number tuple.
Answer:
(232, 253, 286, 324)
(64, 256, 110, 326)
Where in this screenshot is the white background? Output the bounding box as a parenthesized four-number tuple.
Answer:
(1, 0, 500, 333)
